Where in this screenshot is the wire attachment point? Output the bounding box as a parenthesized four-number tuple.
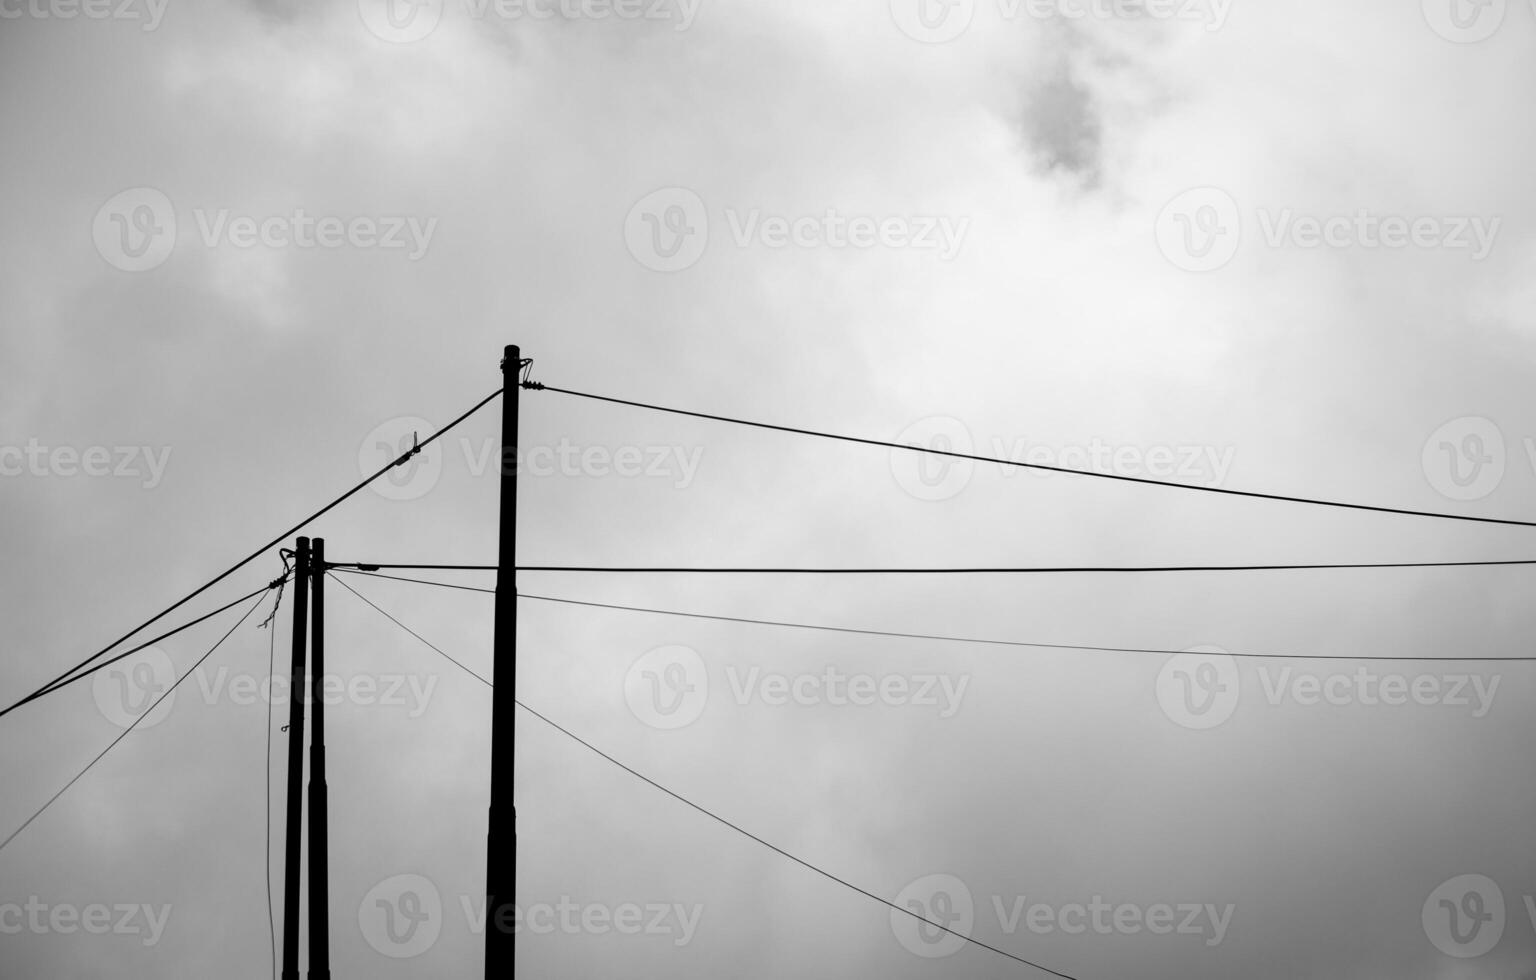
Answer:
(500, 354, 539, 390)
(392, 432, 421, 469)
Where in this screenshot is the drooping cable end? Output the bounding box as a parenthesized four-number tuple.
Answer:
(259, 567, 291, 629)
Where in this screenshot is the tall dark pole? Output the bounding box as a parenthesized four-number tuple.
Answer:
(308, 538, 330, 980)
(280, 537, 310, 980)
(485, 345, 520, 975)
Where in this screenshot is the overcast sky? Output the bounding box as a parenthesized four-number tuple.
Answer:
(3, 1, 1536, 977)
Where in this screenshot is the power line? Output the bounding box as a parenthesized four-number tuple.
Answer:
(329, 558, 1536, 574)
(330, 568, 1536, 663)
(327, 563, 495, 571)
(0, 588, 274, 856)
(528, 382, 1536, 530)
(515, 700, 1078, 979)
(328, 574, 492, 685)
(331, 568, 495, 595)
(0, 387, 503, 721)
(339, 577, 1080, 980)
(517, 592, 1536, 662)
(512, 560, 1536, 573)
(3, 579, 288, 717)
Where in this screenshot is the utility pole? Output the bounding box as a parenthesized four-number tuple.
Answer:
(281, 537, 310, 980)
(308, 538, 330, 980)
(485, 345, 520, 976)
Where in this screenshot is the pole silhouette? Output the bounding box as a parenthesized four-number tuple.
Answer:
(281, 538, 310, 980)
(308, 538, 330, 979)
(485, 345, 520, 975)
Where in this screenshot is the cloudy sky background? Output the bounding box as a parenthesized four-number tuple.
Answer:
(3, 0, 1536, 976)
